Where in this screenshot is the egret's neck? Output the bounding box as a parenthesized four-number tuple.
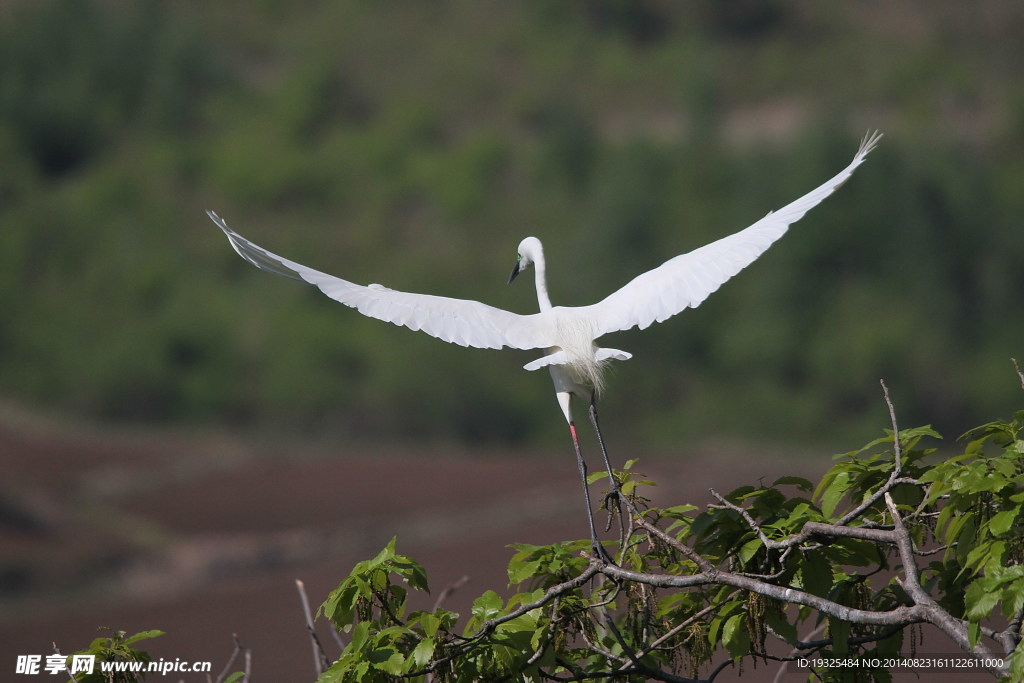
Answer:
(533, 252, 552, 312)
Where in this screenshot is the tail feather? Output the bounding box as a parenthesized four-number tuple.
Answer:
(525, 347, 630, 395)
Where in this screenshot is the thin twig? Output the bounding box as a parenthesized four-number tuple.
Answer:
(619, 494, 714, 571)
(240, 635, 252, 683)
(611, 600, 725, 676)
(432, 575, 470, 612)
(601, 614, 698, 683)
(913, 544, 950, 557)
(524, 598, 562, 667)
(832, 380, 907, 526)
(795, 623, 904, 651)
(213, 634, 250, 683)
(52, 643, 79, 683)
(296, 579, 332, 675)
(881, 380, 902, 471)
(1013, 357, 1024, 390)
(705, 658, 735, 682)
(772, 623, 826, 683)
(213, 635, 241, 683)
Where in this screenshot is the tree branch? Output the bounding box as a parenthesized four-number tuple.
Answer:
(709, 491, 900, 552)
(885, 493, 923, 596)
(995, 609, 1023, 655)
(597, 561, 926, 627)
(884, 493, 1007, 675)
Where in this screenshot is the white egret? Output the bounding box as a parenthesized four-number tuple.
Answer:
(208, 131, 880, 559)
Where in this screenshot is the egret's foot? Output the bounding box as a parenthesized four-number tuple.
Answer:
(591, 541, 616, 565)
(602, 490, 623, 533)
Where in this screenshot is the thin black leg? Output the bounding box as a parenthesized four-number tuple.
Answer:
(589, 399, 624, 540)
(568, 421, 613, 563)
(589, 399, 620, 495)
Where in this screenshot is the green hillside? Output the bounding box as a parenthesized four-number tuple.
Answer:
(2, 1, 1022, 447)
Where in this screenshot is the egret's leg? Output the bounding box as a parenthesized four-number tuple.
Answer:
(568, 421, 613, 564)
(588, 400, 625, 561)
(588, 399, 620, 498)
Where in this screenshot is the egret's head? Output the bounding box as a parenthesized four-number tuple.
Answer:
(508, 237, 543, 284)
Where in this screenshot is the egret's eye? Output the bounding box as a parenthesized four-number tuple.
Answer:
(517, 254, 522, 261)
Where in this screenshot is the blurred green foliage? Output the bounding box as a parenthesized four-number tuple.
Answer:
(1, 1, 1022, 447)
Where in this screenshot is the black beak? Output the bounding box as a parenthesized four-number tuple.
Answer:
(507, 261, 521, 284)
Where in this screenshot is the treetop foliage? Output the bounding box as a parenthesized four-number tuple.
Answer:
(309, 391, 1023, 682)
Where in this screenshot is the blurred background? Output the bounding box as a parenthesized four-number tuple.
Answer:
(1, 1, 1020, 681)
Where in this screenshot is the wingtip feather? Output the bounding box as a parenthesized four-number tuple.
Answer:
(858, 130, 883, 158)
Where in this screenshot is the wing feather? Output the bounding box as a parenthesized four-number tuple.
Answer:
(584, 131, 881, 336)
(208, 211, 553, 351)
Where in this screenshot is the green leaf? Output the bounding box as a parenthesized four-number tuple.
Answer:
(773, 475, 813, 492)
(738, 537, 762, 565)
(935, 503, 957, 539)
(721, 613, 742, 644)
(471, 590, 503, 622)
(728, 485, 757, 501)
(989, 508, 1019, 537)
(899, 425, 942, 441)
(955, 515, 978, 565)
(315, 659, 347, 683)
(121, 630, 165, 645)
(991, 456, 1017, 478)
(964, 582, 1000, 621)
(660, 504, 699, 520)
(392, 554, 430, 592)
(764, 605, 797, 643)
(88, 637, 111, 652)
(945, 511, 973, 549)
(820, 471, 851, 518)
(419, 612, 441, 637)
(366, 538, 397, 570)
(722, 613, 750, 659)
(829, 618, 851, 655)
(348, 622, 370, 653)
(800, 551, 833, 597)
(370, 650, 405, 675)
(1005, 579, 1024, 617)
(410, 637, 435, 669)
(968, 620, 981, 648)
(999, 581, 1024, 618)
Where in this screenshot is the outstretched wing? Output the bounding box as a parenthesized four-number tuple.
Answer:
(583, 131, 882, 337)
(208, 211, 554, 351)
